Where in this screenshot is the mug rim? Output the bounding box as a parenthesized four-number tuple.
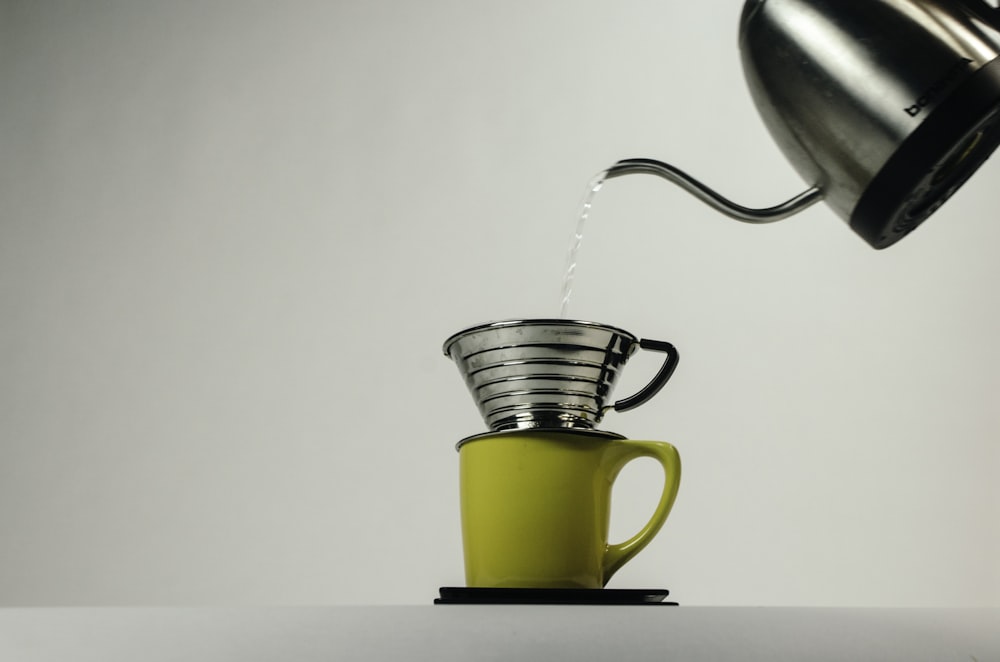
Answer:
(455, 427, 627, 451)
(442, 318, 638, 357)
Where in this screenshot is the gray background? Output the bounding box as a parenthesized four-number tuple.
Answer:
(1, 0, 997, 605)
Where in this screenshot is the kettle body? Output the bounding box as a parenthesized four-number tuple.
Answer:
(740, 0, 1000, 248)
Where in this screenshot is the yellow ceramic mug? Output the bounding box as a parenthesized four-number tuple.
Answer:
(458, 429, 681, 589)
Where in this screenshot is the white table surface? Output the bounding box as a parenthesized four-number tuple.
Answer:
(1, 605, 998, 662)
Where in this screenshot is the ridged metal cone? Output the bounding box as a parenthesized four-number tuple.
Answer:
(443, 319, 640, 432)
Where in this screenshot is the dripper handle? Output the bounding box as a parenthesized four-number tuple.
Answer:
(612, 339, 679, 413)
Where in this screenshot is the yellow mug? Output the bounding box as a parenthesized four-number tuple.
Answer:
(458, 429, 681, 589)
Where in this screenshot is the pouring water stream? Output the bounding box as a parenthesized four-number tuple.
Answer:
(558, 171, 607, 318)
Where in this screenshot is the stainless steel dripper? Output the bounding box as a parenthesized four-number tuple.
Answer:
(443, 319, 678, 432)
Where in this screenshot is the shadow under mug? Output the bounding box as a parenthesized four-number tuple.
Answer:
(458, 428, 681, 589)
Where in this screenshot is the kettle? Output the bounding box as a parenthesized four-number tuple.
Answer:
(611, 0, 1000, 249)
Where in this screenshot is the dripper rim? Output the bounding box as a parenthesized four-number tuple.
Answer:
(442, 318, 638, 357)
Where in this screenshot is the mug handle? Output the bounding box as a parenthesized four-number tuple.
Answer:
(602, 440, 682, 585)
(612, 339, 679, 413)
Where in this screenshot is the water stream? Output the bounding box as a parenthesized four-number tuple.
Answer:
(558, 170, 608, 318)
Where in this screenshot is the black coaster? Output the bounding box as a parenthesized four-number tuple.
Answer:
(434, 587, 677, 605)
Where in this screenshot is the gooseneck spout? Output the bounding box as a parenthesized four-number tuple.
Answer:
(605, 157, 823, 224)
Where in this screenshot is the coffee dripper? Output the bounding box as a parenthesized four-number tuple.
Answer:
(443, 319, 678, 432)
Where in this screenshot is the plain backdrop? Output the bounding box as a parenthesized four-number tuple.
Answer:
(0, 0, 997, 606)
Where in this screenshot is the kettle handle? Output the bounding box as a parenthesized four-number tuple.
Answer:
(612, 339, 679, 413)
(605, 157, 823, 223)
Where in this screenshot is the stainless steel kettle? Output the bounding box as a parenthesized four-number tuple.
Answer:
(611, 0, 1000, 249)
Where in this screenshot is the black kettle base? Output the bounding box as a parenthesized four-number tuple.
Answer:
(851, 57, 1000, 249)
(433, 587, 677, 605)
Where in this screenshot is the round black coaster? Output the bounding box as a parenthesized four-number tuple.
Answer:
(434, 587, 677, 605)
